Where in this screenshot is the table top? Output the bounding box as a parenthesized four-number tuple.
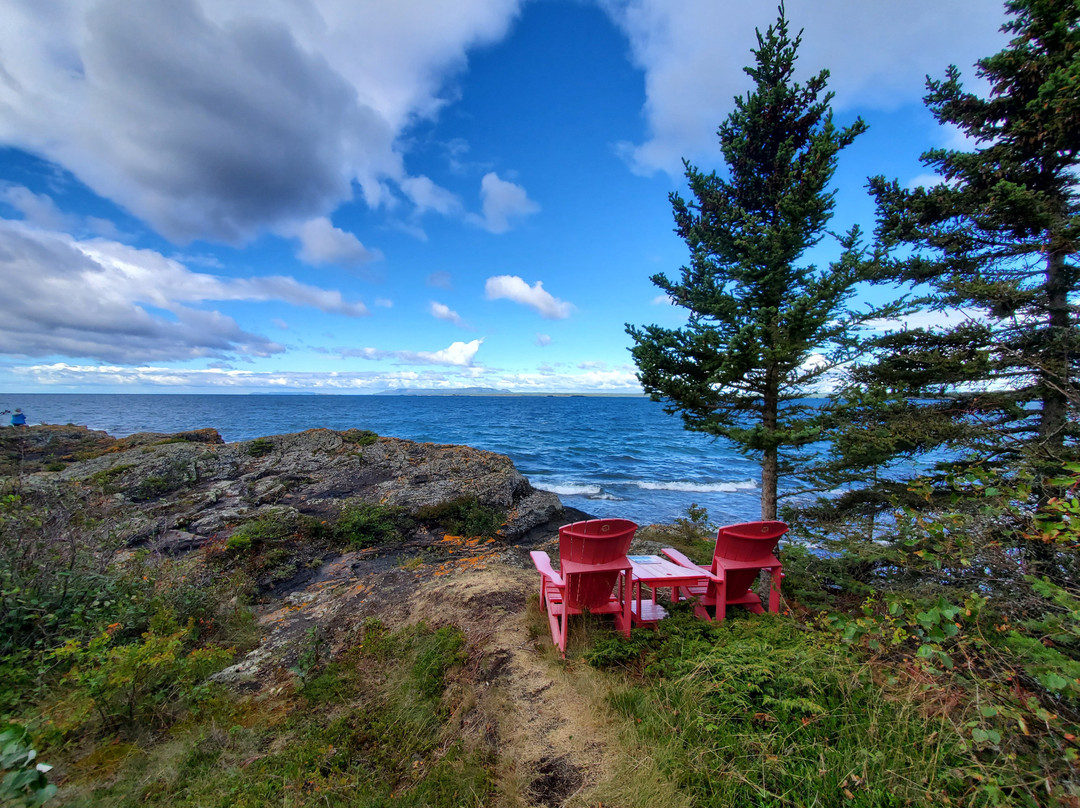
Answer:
(628, 555, 706, 584)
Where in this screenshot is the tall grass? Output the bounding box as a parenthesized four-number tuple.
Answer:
(586, 611, 979, 807)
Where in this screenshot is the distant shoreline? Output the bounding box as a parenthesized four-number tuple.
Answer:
(3, 391, 650, 398)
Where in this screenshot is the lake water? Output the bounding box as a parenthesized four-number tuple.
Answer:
(1, 393, 780, 526)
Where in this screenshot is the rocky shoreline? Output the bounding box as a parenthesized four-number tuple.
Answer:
(1, 423, 588, 683)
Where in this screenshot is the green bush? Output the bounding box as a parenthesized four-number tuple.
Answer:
(245, 438, 274, 457)
(48, 620, 233, 737)
(342, 429, 379, 447)
(415, 497, 503, 537)
(225, 511, 298, 555)
(330, 503, 412, 548)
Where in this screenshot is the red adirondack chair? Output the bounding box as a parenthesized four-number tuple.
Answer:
(530, 518, 636, 656)
(662, 520, 787, 622)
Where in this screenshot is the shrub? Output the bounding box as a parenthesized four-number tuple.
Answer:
(416, 497, 503, 537)
(342, 429, 379, 447)
(245, 438, 274, 457)
(48, 620, 233, 737)
(330, 503, 412, 548)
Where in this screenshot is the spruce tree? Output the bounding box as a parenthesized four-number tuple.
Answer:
(626, 7, 899, 521)
(864, 0, 1079, 489)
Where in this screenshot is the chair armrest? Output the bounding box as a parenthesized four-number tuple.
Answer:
(661, 548, 724, 583)
(529, 551, 564, 587)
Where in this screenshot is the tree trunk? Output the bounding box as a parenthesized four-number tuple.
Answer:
(762, 447, 778, 521)
(1040, 244, 1070, 458)
(761, 373, 779, 521)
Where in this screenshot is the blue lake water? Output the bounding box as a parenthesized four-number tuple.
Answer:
(1, 393, 784, 526)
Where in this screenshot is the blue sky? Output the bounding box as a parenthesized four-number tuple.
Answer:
(0, 0, 1006, 394)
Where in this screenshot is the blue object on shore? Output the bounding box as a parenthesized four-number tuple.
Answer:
(11, 409, 26, 427)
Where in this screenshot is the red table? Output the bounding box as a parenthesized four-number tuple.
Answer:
(627, 554, 708, 625)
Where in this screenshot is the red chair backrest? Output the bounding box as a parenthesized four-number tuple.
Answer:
(712, 521, 787, 599)
(558, 518, 636, 608)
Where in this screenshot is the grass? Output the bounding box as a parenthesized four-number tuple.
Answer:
(582, 609, 1014, 807)
(56, 620, 493, 808)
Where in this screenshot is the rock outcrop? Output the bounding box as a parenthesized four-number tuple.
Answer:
(2, 424, 565, 546)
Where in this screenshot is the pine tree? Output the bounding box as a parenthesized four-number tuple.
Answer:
(865, 0, 1080, 488)
(626, 6, 899, 521)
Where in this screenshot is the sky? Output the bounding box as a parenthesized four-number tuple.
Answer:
(0, 0, 1008, 394)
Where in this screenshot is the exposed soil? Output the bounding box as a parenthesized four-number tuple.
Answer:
(216, 530, 636, 807)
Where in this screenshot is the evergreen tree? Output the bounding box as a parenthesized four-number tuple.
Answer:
(626, 6, 899, 520)
(864, 0, 1080, 489)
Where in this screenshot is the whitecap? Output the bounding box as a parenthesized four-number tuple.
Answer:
(533, 482, 603, 496)
(633, 479, 758, 493)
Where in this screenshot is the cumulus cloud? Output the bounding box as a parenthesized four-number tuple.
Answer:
(293, 217, 381, 267)
(600, 0, 1007, 175)
(10, 357, 643, 393)
(0, 218, 367, 362)
(0, 0, 523, 243)
(374, 297, 394, 308)
(340, 338, 482, 367)
(429, 301, 469, 329)
(535, 333, 551, 346)
(400, 175, 461, 216)
(470, 172, 540, 233)
(485, 275, 573, 319)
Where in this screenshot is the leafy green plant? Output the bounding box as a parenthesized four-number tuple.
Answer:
(330, 502, 412, 548)
(245, 438, 274, 457)
(48, 620, 232, 736)
(341, 429, 379, 447)
(289, 625, 326, 686)
(129, 475, 176, 501)
(415, 497, 502, 537)
(0, 723, 56, 807)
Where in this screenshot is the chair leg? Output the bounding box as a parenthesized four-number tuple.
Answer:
(716, 579, 727, 623)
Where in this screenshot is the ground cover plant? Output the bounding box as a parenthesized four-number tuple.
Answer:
(52, 619, 491, 808)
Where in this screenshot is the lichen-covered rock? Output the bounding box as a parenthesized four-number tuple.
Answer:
(6, 424, 567, 547)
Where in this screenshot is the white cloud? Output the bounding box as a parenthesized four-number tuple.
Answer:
(429, 301, 469, 329)
(10, 357, 643, 393)
(535, 333, 551, 346)
(485, 275, 573, 319)
(651, 293, 676, 305)
(867, 308, 980, 333)
(2, 185, 70, 230)
(374, 297, 394, 308)
(600, 0, 1007, 175)
(272, 319, 289, 330)
(470, 172, 540, 233)
(400, 175, 461, 216)
(0, 0, 523, 243)
(0, 218, 367, 362)
(294, 217, 381, 267)
(340, 338, 482, 367)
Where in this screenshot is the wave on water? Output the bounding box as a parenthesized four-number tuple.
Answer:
(634, 479, 758, 493)
(533, 482, 603, 496)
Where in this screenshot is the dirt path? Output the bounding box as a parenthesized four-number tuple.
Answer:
(222, 534, 636, 807)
